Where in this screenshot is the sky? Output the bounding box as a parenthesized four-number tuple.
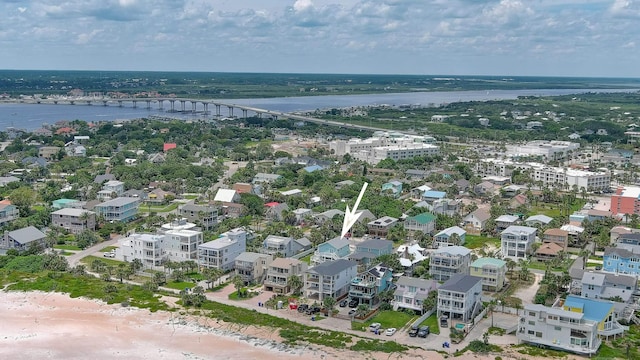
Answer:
(2, 0, 640, 77)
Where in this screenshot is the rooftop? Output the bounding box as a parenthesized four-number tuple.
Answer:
(471, 257, 506, 268)
(308, 259, 356, 276)
(439, 274, 482, 293)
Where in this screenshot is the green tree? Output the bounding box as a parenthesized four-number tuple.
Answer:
(288, 274, 303, 295)
(9, 187, 36, 216)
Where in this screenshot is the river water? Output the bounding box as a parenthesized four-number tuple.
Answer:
(0, 88, 636, 131)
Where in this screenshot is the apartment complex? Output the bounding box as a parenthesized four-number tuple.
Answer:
(93, 197, 139, 222)
(329, 133, 439, 165)
(610, 186, 640, 215)
(119, 229, 203, 268)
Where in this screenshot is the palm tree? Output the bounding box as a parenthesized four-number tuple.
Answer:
(288, 275, 303, 295)
(355, 304, 369, 319)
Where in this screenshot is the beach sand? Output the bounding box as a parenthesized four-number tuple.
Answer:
(0, 291, 567, 360)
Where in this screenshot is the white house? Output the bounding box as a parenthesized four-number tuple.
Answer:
(198, 228, 247, 271)
(437, 274, 483, 324)
(304, 259, 358, 302)
(501, 225, 537, 260)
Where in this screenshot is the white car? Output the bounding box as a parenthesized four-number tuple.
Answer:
(385, 328, 397, 336)
(369, 322, 381, 332)
(103, 252, 115, 258)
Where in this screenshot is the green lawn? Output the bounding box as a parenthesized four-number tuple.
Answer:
(165, 281, 196, 291)
(81, 255, 126, 267)
(464, 235, 500, 249)
(418, 314, 440, 335)
(300, 254, 312, 265)
(528, 258, 575, 272)
(100, 246, 118, 252)
(54, 244, 82, 251)
(139, 203, 179, 213)
(353, 310, 416, 331)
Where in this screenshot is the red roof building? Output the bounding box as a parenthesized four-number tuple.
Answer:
(163, 143, 177, 152)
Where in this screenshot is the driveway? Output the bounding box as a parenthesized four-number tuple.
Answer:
(66, 237, 120, 267)
(512, 272, 543, 305)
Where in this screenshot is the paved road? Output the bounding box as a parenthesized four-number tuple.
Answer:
(211, 161, 247, 192)
(67, 238, 119, 267)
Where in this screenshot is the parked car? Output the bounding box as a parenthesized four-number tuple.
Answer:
(385, 328, 397, 336)
(418, 326, 430, 338)
(369, 323, 381, 332)
(339, 299, 348, 307)
(306, 306, 321, 315)
(408, 325, 419, 337)
(348, 299, 359, 308)
(297, 304, 309, 313)
(348, 309, 356, 316)
(103, 252, 115, 258)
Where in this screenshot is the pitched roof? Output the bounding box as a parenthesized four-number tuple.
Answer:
(502, 225, 537, 235)
(526, 214, 553, 224)
(468, 209, 491, 222)
(235, 252, 269, 262)
(324, 236, 350, 249)
(8, 226, 46, 245)
(435, 226, 466, 237)
(439, 274, 482, 293)
(423, 190, 446, 198)
(496, 214, 519, 223)
(536, 242, 564, 255)
(51, 208, 94, 216)
(564, 295, 615, 323)
(96, 197, 139, 207)
(396, 275, 438, 289)
(270, 257, 303, 268)
(214, 189, 238, 203)
(544, 228, 569, 237)
(432, 245, 471, 256)
(407, 212, 436, 224)
(308, 259, 356, 276)
(357, 238, 392, 250)
(470, 257, 506, 268)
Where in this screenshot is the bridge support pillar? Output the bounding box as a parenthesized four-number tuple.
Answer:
(158, 100, 164, 110)
(169, 100, 175, 112)
(103, 101, 108, 106)
(203, 103, 208, 113)
(87, 101, 92, 106)
(242, 109, 248, 119)
(132, 100, 137, 108)
(192, 102, 197, 113)
(215, 105, 221, 117)
(146, 100, 151, 109)
(70, 100, 75, 105)
(118, 100, 123, 107)
(228, 106, 234, 117)
(180, 100, 186, 112)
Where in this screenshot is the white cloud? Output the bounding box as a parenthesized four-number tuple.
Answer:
(293, 0, 313, 12)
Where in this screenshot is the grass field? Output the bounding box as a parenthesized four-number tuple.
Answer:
(300, 254, 311, 265)
(353, 310, 416, 331)
(165, 281, 196, 291)
(81, 255, 125, 267)
(139, 203, 179, 213)
(100, 246, 118, 252)
(419, 314, 440, 335)
(464, 235, 501, 249)
(53, 244, 82, 251)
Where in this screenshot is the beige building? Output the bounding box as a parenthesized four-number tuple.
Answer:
(263, 258, 308, 294)
(234, 252, 273, 285)
(50, 208, 96, 234)
(469, 257, 507, 292)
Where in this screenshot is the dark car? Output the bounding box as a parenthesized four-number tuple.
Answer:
(306, 306, 321, 315)
(417, 326, 430, 338)
(408, 325, 419, 337)
(297, 304, 309, 313)
(348, 299, 359, 308)
(339, 299, 348, 307)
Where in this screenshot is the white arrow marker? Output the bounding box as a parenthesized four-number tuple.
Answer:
(341, 182, 369, 238)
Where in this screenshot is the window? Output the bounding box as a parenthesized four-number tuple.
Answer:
(528, 311, 536, 317)
(528, 330, 534, 335)
(535, 332, 542, 338)
(528, 321, 535, 326)
(555, 326, 561, 331)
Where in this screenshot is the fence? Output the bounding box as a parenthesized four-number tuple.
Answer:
(412, 308, 435, 327)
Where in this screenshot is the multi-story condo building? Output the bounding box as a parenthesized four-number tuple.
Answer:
(0, 203, 20, 227)
(93, 197, 139, 223)
(263, 258, 307, 294)
(543, 228, 570, 250)
(163, 229, 203, 262)
(350, 238, 394, 265)
(437, 274, 483, 324)
(517, 296, 625, 355)
(580, 271, 637, 302)
(610, 186, 640, 216)
(305, 259, 358, 302)
(433, 226, 466, 248)
(311, 236, 351, 265)
(119, 229, 203, 268)
(429, 246, 472, 282)
(501, 225, 537, 260)
(474, 158, 610, 192)
(179, 203, 219, 230)
(234, 252, 273, 285)
(348, 263, 393, 307)
(198, 228, 247, 271)
(0, 226, 47, 251)
(392, 276, 439, 313)
(330, 133, 439, 165)
(50, 208, 96, 234)
(469, 258, 507, 292)
(506, 140, 580, 160)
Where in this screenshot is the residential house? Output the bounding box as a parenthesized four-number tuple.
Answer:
(97, 180, 125, 201)
(616, 232, 640, 247)
(437, 274, 483, 324)
(381, 180, 403, 198)
(393, 276, 439, 313)
(501, 225, 537, 260)
(311, 236, 351, 265)
(543, 228, 570, 250)
(404, 212, 436, 235)
(536, 242, 565, 261)
(261, 235, 307, 258)
(252, 173, 282, 184)
(38, 146, 61, 161)
(405, 169, 428, 180)
(265, 202, 289, 221)
(367, 216, 398, 238)
(561, 224, 585, 246)
(411, 185, 432, 199)
(509, 194, 529, 209)
(525, 214, 554, 227)
(396, 243, 428, 274)
(303, 164, 324, 173)
(470, 258, 507, 292)
(0, 203, 19, 227)
(428, 199, 462, 216)
(235, 252, 273, 285)
(517, 296, 625, 355)
(263, 258, 308, 294)
(495, 215, 520, 232)
(220, 202, 244, 219)
(603, 245, 640, 275)
(351, 238, 394, 263)
(0, 176, 20, 187)
(455, 179, 470, 193)
(304, 259, 358, 301)
(292, 208, 313, 225)
(429, 246, 472, 282)
(213, 188, 240, 203)
(50, 208, 96, 234)
(280, 189, 303, 197)
(422, 190, 447, 204)
(463, 209, 491, 233)
(178, 203, 219, 231)
(315, 209, 345, 224)
(147, 188, 174, 204)
(433, 226, 466, 248)
(580, 271, 637, 302)
(93, 197, 140, 223)
(163, 229, 204, 262)
(335, 180, 355, 189)
(348, 263, 394, 306)
(475, 181, 496, 196)
(232, 182, 254, 194)
(51, 198, 81, 209)
(198, 228, 247, 271)
(0, 226, 47, 251)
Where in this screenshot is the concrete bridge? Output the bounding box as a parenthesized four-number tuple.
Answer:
(16, 97, 395, 133)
